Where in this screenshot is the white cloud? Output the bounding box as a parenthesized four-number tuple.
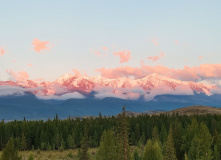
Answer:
(36, 92, 85, 100)
(0, 86, 26, 96)
(144, 84, 194, 101)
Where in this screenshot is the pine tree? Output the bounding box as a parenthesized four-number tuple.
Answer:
(182, 118, 199, 153)
(164, 125, 177, 160)
(96, 130, 117, 160)
(116, 106, 130, 160)
(188, 122, 213, 160)
(133, 148, 141, 160)
(159, 123, 167, 145)
(173, 120, 183, 160)
(143, 139, 163, 160)
(21, 132, 27, 151)
(78, 124, 89, 160)
(213, 144, 220, 160)
(152, 126, 159, 141)
(1, 138, 22, 160)
(143, 139, 153, 160)
(67, 134, 75, 149)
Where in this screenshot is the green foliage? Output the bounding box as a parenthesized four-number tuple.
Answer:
(164, 125, 177, 160)
(152, 126, 159, 141)
(213, 144, 220, 160)
(21, 132, 27, 150)
(143, 139, 163, 160)
(67, 134, 76, 149)
(0, 112, 221, 159)
(96, 130, 117, 160)
(173, 120, 183, 160)
(188, 122, 213, 160)
(28, 153, 34, 160)
(66, 152, 74, 158)
(133, 148, 141, 160)
(78, 124, 89, 160)
(1, 138, 22, 160)
(115, 106, 130, 160)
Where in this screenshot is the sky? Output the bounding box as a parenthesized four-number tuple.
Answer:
(1, 1, 221, 82)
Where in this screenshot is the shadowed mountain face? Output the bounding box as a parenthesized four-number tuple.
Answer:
(0, 92, 221, 120)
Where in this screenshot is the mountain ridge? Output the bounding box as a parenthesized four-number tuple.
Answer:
(0, 93, 221, 120)
(0, 73, 217, 100)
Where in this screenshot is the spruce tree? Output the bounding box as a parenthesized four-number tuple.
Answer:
(173, 120, 183, 160)
(1, 138, 22, 160)
(164, 125, 177, 160)
(116, 106, 130, 160)
(159, 124, 167, 144)
(152, 126, 159, 141)
(188, 122, 213, 160)
(213, 144, 220, 160)
(21, 132, 27, 151)
(67, 134, 75, 149)
(78, 124, 89, 160)
(143, 139, 163, 160)
(96, 130, 117, 160)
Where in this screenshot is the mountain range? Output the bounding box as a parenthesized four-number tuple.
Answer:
(0, 73, 220, 120)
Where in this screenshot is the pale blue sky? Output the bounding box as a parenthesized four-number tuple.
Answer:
(0, 1, 221, 81)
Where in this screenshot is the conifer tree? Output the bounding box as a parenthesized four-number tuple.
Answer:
(1, 138, 22, 160)
(67, 134, 75, 149)
(213, 144, 220, 160)
(182, 118, 199, 153)
(160, 124, 167, 144)
(133, 148, 141, 160)
(152, 126, 159, 141)
(96, 130, 117, 160)
(164, 125, 177, 160)
(188, 122, 213, 160)
(78, 124, 89, 160)
(143, 139, 163, 160)
(21, 132, 27, 151)
(116, 106, 130, 160)
(173, 120, 183, 160)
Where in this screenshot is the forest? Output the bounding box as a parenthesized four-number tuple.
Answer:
(0, 107, 221, 160)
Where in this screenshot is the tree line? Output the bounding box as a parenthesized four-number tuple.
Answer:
(0, 109, 221, 159)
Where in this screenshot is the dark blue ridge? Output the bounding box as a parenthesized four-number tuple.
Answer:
(0, 92, 221, 120)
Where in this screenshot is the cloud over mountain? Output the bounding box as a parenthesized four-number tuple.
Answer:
(97, 64, 221, 81)
(0, 72, 217, 101)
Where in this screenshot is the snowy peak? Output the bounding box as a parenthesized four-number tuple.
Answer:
(0, 73, 217, 99)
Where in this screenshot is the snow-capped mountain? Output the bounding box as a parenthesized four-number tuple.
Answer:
(0, 73, 217, 100)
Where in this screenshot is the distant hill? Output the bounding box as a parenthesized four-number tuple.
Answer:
(156, 105, 221, 115)
(116, 106, 221, 117)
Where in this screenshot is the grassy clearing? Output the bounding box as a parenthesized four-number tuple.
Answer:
(0, 148, 98, 160)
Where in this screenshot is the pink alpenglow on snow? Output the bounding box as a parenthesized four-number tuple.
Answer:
(32, 38, 50, 53)
(147, 52, 165, 62)
(0, 47, 5, 56)
(113, 50, 131, 63)
(0, 72, 217, 100)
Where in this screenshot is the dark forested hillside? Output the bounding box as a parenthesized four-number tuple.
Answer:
(0, 110, 221, 159)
